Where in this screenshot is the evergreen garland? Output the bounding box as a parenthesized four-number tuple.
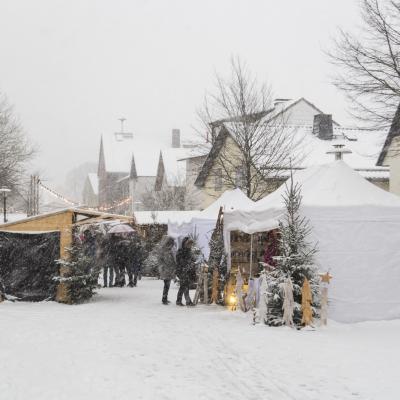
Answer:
(266, 174, 320, 326)
(54, 241, 99, 304)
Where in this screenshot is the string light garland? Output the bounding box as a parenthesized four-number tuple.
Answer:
(38, 181, 78, 206)
(98, 197, 132, 212)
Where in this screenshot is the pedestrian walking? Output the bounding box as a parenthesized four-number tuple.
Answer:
(157, 235, 176, 305)
(176, 237, 196, 306)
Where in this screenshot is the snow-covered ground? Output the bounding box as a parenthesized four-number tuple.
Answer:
(1, 279, 398, 400)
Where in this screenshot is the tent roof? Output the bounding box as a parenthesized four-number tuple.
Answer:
(253, 160, 400, 210)
(198, 188, 254, 219)
(224, 161, 400, 235)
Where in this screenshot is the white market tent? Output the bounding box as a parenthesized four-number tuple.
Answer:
(168, 188, 253, 260)
(224, 161, 400, 323)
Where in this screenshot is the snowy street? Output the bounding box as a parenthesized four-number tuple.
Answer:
(0, 278, 397, 400)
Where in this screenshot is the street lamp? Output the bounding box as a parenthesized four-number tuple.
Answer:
(0, 187, 11, 223)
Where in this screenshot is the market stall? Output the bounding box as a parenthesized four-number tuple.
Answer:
(224, 161, 400, 322)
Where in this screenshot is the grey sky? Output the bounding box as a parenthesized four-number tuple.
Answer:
(0, 0, 360, 187)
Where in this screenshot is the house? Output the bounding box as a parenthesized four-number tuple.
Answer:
(194, 98, 389, 208)
(376, 103, 400, 195)
(82, 173, 98, 208)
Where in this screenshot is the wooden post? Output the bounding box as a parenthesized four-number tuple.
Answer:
(210, 268, 219, 304)
(203, 264, 209, 304)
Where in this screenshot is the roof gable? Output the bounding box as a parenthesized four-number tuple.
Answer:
(194, 127, 232, 188)
(262, 97, 340, 126)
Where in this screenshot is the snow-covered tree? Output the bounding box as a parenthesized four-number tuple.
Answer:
(55, 241, 99, 304)
(266, 174, 319, 326)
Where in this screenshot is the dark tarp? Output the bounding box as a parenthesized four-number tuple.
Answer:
(0, 231, 60, 301)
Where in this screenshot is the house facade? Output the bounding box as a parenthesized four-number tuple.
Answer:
(376, 103, 400, 195)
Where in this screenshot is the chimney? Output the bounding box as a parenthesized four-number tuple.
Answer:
(172, 129, 180, 148)
(313, 114, 333, 140)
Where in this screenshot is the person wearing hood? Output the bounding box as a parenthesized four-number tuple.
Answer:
(157, 235, 177, 305)
(176, 237, 196, 306)
(126, 231, 145, 287)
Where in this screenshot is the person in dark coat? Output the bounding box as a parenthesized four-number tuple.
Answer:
(126, 232, 145, 287)
(100, 235, 114, 287)
(157, 235, 177, 305)
(108, 234, 130, 287)
(176, 237, 196, 306)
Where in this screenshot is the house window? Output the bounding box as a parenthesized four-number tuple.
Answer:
(214, 168, 223, 191)
(235, 166, 245, 189)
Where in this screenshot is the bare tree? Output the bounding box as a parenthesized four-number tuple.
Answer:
(0, 94, 34, 192)
(141, 179, 200, 211)
(197, 57, 301, 200)
(329, 0, 400, 127)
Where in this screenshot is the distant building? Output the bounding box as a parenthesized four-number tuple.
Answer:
(96, 124, 158, 214)
(90, 125, 199, 214)
(82, 173, 98, 208)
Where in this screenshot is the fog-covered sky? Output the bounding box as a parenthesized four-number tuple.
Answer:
(0, 0, 360, 187)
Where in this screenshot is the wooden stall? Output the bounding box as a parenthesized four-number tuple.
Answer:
(0, 208, 134, 302)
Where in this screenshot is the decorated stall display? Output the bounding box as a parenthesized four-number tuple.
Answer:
(319, 272, 332, 326)
(265, 175, 320, 327)
(282, 277, 294, 327)
(258, 272, 268, 323)
(301, 278, 313, 326)
(234, 269, 246, 311)
(245, 277, 260, 311)
(193, 263, 208, 305)
(230, 231, 269, 278)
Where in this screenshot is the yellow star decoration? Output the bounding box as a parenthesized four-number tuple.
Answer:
(319, 272, 333, 284)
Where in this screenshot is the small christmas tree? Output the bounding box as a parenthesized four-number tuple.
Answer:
(207, 207, 227, 304)
(266, 173, 320, 326)
(55, 241, 99, 304)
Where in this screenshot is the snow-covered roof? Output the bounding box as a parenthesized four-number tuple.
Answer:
(177, 143, 211, 161)
(294, 126, 388, 173)
(3, 213, 27, 224)
(88, 173, 99, 195)
(224, 161, 400, 236)
(102, 133, 160, 176)
(198, 188, 254, 219)
(255, 161, 399, 210)
(134, 210, 199, 225)
(221, 123, 388, 179)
